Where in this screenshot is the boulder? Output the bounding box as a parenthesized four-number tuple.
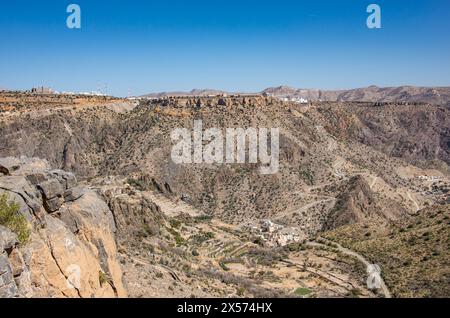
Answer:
(35, 177, 66, 213)
(26, 172, 50, 186)
(38, 179, 64, 200)
(8, 249, 25, 277)
(0, 226, 18, 252)
(50, 170, 77, 190)
(43, 197, 64, 213)
(63, 186, 87, 203)
(0, 157, 21, 175)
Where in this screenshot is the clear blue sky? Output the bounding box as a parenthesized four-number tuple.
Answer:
(1, 0, 449, 96)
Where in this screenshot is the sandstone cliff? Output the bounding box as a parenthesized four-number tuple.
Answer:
(0, 157, 126, 298)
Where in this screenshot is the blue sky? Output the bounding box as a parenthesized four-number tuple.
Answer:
(0, 0, 449, 96)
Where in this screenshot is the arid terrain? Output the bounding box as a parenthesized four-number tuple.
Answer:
(142, 85, 450, 106)
(0, 90, 448, 298)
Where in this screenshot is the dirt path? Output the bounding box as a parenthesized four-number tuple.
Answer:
(306, 239, 392, 298)
(406, 192, 420, 212)
(276, 196, 336, 220)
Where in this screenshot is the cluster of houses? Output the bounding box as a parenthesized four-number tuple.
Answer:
(417, 175, 442, 182)
(245, 220, 306, 247)
(60, 91, 107, 96)
(280, 97, 309, 104)
(262, 92, 308, 104)
(29, 86, 107, 97)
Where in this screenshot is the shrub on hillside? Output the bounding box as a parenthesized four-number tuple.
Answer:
(0, 193, 30, 244)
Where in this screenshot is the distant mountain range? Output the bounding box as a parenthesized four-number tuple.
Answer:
(141, 89, 230, 98)
(262, 85, 450, 105)
(141, 85, 450, 105)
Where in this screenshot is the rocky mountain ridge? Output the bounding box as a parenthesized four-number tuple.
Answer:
(141, 85, 450, 105)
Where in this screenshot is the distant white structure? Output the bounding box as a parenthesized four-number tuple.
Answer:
(79, 91, 107, 96)
(418, 176, 442, 181)
(31, 86, 55, 94)
(48, 90, 108, 96)
(279, 96, 308, 104)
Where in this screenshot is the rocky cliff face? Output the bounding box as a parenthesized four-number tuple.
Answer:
(0, 157, 126, 298)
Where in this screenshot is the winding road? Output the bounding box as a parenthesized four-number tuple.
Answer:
(306, 239, 392, 298)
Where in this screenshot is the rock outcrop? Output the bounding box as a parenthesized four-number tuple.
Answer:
(0, 157, 126, 298)
(324, 176, 407, 230)
(95, 177, 165, 245)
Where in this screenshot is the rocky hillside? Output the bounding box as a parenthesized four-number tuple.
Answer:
(0, 157, 125, 298)
(323, 205, 450, 298)
(0, 94, 448, 231)
(0, 159, 387, 298)
(310, 102, 450, 169)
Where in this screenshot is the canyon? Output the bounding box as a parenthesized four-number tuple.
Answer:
(0, 91, 448, 298)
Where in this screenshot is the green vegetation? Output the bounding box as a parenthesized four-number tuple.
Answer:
(299, 168, 315, 186)
(347, 288, 362, 298)
(191, 231, 215, 244)
(236, 287, 245, 296)
(0, 193, 30, 245)
(169, 218, 181, 229)
(219, 261, 230, 271)
(99, 271, 108, 286)
(166, 226, 185, 246)
(193, 215, 213, 223)
(286, 242, 306, 252)
(126, 178, 145, 191)
(248, 247, 287, 266)
(140, 223, 160, 238)
(294, 287, 312, 297)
